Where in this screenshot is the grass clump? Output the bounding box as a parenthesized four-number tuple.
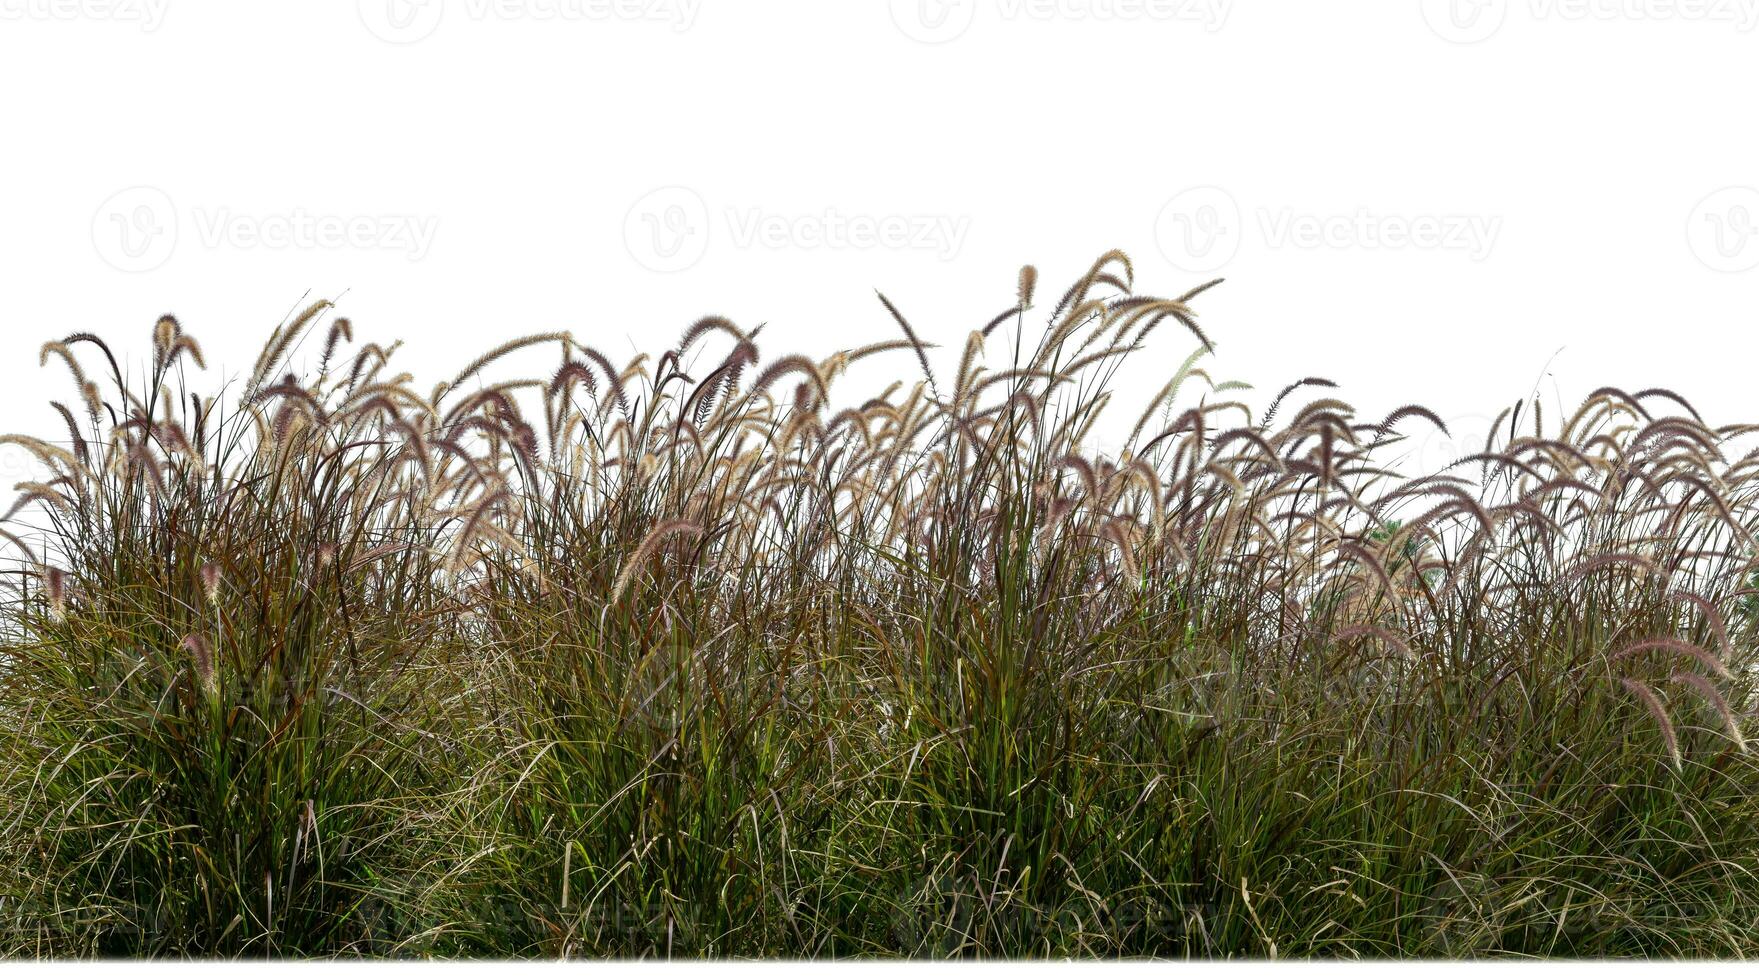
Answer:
(2, 253, 1757, 957)
(0, 312, 466, 954)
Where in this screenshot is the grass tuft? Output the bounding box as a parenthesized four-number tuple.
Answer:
(2, 254, 1757, 957)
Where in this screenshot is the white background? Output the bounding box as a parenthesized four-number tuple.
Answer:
(2, 0, 1757, 479)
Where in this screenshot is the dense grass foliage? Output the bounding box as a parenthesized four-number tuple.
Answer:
(1, 252, 1755, 957)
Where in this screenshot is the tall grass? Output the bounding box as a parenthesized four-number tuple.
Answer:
(1, 253, 1755, 957)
